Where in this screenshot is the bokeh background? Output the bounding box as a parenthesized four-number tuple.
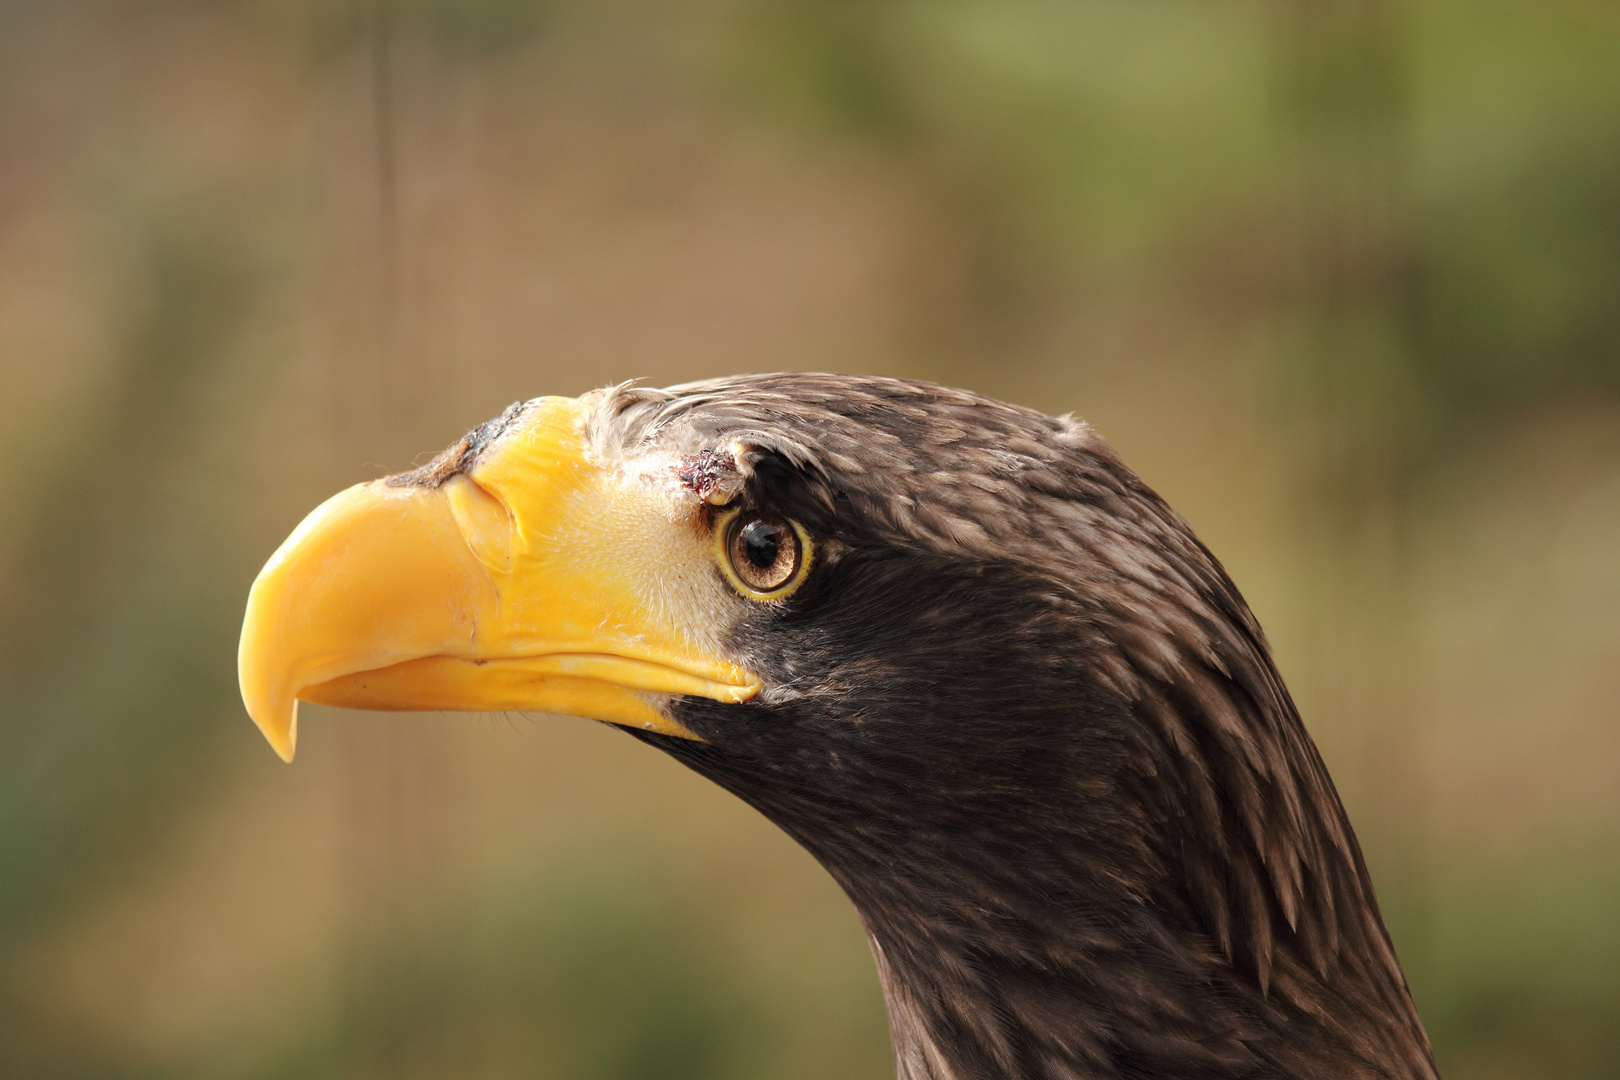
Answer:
(1, 1, 1617, 1077)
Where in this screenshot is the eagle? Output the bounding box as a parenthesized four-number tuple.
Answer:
(238, 374, 1438, 1080)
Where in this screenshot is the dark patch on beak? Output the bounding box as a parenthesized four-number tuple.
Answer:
(388, 400, 531, 489)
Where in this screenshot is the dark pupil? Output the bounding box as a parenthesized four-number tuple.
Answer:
(741, 520, 785, 569)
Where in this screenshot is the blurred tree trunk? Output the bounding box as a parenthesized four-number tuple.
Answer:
(333, 4, 469, 1076)
(1269, 0, 1432, 969)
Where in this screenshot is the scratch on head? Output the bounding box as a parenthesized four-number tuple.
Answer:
(673, 448, 740, 504)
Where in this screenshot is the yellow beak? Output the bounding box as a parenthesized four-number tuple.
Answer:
(237, 396, 760, 762)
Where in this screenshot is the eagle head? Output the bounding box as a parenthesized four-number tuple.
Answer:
(239, 374, 1437, 1080)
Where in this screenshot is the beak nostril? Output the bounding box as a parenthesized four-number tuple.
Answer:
(445, 474, 516, 574)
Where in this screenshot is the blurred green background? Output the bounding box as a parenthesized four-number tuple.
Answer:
(1, 1, 1617, 1077)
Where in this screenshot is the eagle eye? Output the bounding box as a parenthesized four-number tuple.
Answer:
(716, 509, 812, 599)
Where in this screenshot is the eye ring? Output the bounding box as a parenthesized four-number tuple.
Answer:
(713, 507, 813, 600)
